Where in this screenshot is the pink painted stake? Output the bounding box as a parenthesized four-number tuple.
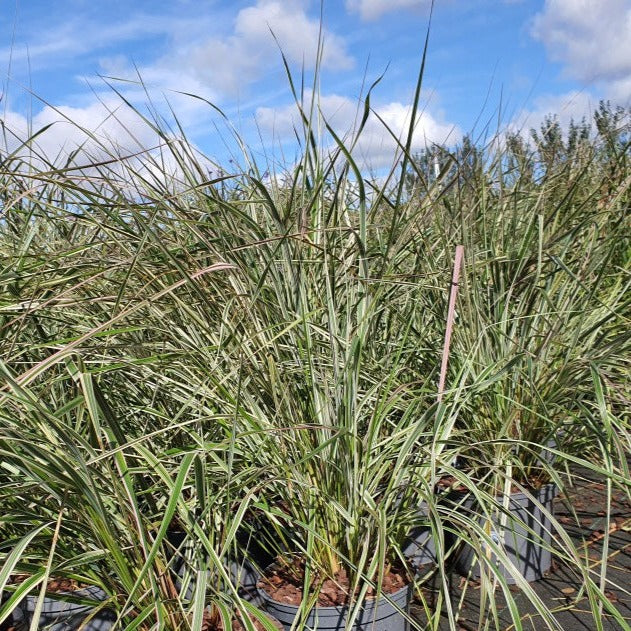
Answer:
(437, 245, 464, 403)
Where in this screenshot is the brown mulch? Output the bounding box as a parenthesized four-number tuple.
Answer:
(436, 475, 552, 495)
(201, 609, 282, 631)
(258, 557, 408, 608)
(8, 575, 90, 593)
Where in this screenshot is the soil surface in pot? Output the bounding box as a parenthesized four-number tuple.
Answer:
(201, 610, 282, 631)
(9, 575, 92, 593)
(258, 557, 408, 607)
(1, 576, 108, 631)
(436, 474, 553, 495)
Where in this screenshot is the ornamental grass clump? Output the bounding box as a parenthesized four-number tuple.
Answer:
(427, 110, 630, 492)
(401, 111, 630, 618)
(0, 340, 282, 630)
(180, 58, 463, 627)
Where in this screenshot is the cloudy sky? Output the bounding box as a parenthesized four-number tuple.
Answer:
(2, 0, 630, 170)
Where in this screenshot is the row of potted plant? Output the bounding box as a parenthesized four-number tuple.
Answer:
(1, 61, 628, 630)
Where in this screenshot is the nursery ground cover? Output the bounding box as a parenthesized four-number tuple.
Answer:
(412, 465, 631, 630)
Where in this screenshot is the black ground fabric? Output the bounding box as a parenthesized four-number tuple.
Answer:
(411, 466, 630, 630)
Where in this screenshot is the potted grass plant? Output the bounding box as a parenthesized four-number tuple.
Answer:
(195, 78, 464, 630)
(250, 390, 431, 631)
(12, 577, 115, 631)
(0, 373, 285, 631)
(0, 352, 291, 630)
(224, 214, 434, 628)
(436, 266, 575, 583)
(423, 136, 629, 585)
(0, 262, 286, 631)
(0, 511, 119, 631)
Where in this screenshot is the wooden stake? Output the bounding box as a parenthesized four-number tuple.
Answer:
(438, 245, 464, 403)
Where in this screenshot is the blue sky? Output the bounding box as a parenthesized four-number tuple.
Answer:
(2, 0, 630, 170)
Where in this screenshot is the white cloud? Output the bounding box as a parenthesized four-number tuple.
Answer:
(607, 75, 631, 103)
(2, 98, 217, 199)
(180, 0, 352, 96)
(345, 0, 428, 21)
(256, 92, 459, 169)
(2, 99, 177, 187)
(531, 0, 631, 88)
(75, 0, 353, 128)
(356, 102, 459, 168)
(5, 100, 156, 164)
(0, 14, 193, 73)
(4, 2, 351, 108)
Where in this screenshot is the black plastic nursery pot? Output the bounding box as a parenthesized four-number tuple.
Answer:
(173, 556, 261, 604)
(167, 538, 263, 606)
(20, 585, 116, 631)
(402, 486, 461, 571)
(257, 568, 411, 631)
(454, 483, 558, 584)
(251, 612, 285, 631)
(0, 595, 23, 631)
(402, 502, 438, 569)
(167, 527, 273, 604)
